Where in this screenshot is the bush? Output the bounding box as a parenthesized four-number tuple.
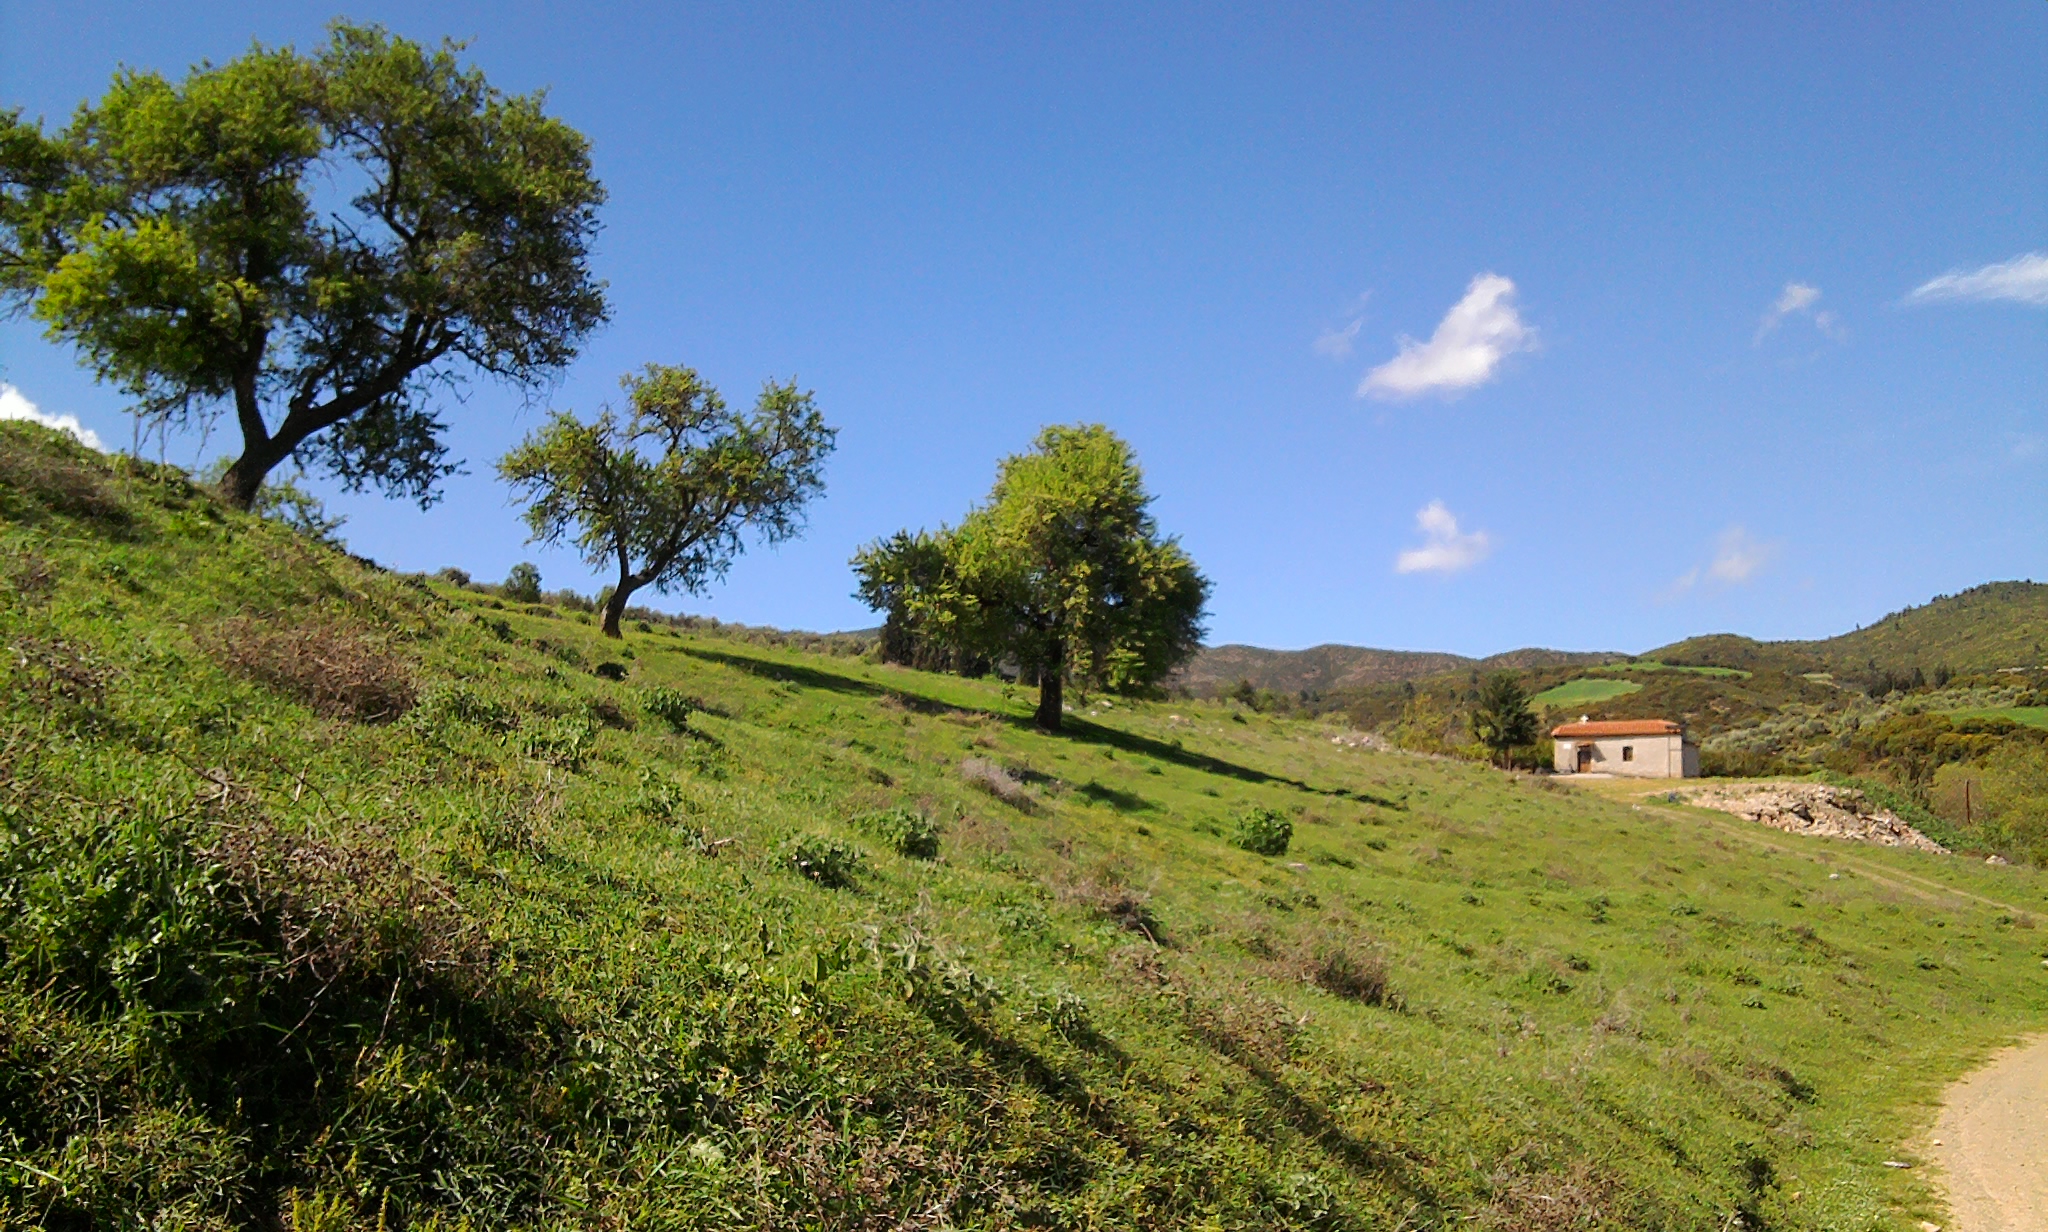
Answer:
(503, 562, 543, 603)
(857, 808, 941, 859)
(642, 686, 695, 732)
(1232, 807, 1292, 856)
(406, 682, 517, 735)
(781, 833, 863, 888)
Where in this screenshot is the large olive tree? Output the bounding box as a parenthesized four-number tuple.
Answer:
(0, 22, 607, 510)
(854, 424, 1209, 731)
(499, 364, 835, 638)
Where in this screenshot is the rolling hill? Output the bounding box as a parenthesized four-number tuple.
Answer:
(1179, 582, 2048, 698)
(3, 420, 2046, 1229)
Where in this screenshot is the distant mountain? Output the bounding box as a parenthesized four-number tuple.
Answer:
(1178, 580, 2047, 696)
(1176, 642, 1620, 696)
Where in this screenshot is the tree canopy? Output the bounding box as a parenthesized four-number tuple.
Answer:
(853, 423, 1208, 730)
(1470, 671, 1540, 767)
(499, 363, 835, 638)
(0, 22, 608, 510)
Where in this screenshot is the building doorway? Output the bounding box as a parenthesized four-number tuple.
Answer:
(1576, 745, 1593, 773)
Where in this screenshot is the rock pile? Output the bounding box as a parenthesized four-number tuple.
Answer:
(1684, 783, 1948, 853)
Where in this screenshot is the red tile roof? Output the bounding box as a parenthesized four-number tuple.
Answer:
(1551, 719, 1682, 738)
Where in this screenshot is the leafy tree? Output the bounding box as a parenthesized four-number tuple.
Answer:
(499, 363, 834, 639)
(0, 22, 607, 511)
(503, 562, 543, 604)
(1470, 671, 1539, 768)
(853, 424, 1208, 731)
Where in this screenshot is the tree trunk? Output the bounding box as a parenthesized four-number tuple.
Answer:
(601, 580, 637, 639)
(1035, 650, 1064, 731)
(219, 445, 287, 512)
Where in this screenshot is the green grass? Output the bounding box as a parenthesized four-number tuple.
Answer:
(1946, 705, 2048, 730)
(1530, 677, 1644, 709)
(3, 421, 2047, 1230)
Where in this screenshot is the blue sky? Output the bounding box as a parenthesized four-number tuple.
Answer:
(3, 3, 2043, 655)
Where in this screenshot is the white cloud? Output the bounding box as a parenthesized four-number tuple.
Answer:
(1314, 317, 1363, 359)
(1906, 251, 2048, 307)
(0, 384, 104, 451)
(1755, 281, 1843, 343)
(1360, 274, 1534, 400)
(1394, 500, 1492, 575)
(1664, 525, 1777, 598)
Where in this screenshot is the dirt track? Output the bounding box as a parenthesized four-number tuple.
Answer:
(1931, 1034, 2048, 1232)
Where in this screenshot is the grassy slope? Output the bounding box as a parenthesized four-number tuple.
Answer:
(1802, 582, 2048, 675)
(4, 423, 2048, 1230)
(1529, 679, 1642, 710)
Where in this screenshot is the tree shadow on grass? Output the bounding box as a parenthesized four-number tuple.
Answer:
(1076, 781, 1153, 813)
(675, 646, 1404, 809)
(1185, 1018, 1437, 1209)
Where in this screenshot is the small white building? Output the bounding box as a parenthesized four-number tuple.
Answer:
(1552, 717, 1699, 778)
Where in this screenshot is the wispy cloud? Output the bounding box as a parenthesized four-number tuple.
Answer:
(1314, 317, 1363, 359)
(1663, 525, 1777, 598)
(1905, 251, 2048, 307)
(0, 384, 103, 451)
(1755, 281, 1843, 343)
(1360, 274, 1534, 400)
(1394, 500, 1492, 575)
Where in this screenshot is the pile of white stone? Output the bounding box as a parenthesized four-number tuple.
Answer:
(1683, 783, 1949, 853)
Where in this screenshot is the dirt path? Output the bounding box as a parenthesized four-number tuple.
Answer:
(1929, 1034, 2048, 1232)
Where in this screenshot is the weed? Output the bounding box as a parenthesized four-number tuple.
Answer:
(641, 684, 697, 732)
(407, 681, 518, 734)
(855, 807, 942, 859)
(782, 833, 864, 888)
(514, 716, 597, 769)
(1233, 806, 1293, 856)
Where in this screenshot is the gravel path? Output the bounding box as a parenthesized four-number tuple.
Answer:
(1931, 1034, 2048, 1232)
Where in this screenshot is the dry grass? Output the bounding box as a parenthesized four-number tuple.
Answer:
(958, 756, 1036, 810)
(210, 816, 491, 996)
(0, 428, 128, 524)
(199, 615, 416, 722)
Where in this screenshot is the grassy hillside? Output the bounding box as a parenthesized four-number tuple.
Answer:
(1801, 582, 2048, 676)
(3, 422, 2047, 1230)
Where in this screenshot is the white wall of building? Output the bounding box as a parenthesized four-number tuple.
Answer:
(1553, 734, 1698, 777)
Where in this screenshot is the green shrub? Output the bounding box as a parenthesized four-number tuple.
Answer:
(515, 717, 596, 770)
(407, 682, 517, 735)
(781, 833, 863, 888)
(642, 686, 695, 732)
(857, 808, 941, 859)
(1232, 807, 1292, 856)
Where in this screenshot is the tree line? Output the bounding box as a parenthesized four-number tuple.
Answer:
(0, 25, 1210, 730)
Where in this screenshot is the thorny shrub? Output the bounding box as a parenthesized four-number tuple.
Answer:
(198, 616, 416, 722)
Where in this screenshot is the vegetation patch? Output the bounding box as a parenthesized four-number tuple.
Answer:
(198, 615, 416, 722)
(1530, 677, 1643, 709)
